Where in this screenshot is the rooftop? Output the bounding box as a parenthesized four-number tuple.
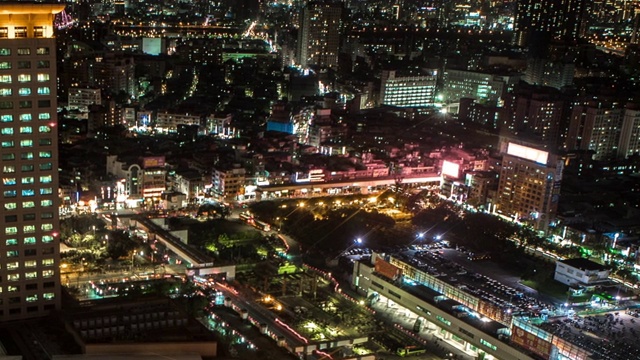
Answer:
(559, 258, 608, 271)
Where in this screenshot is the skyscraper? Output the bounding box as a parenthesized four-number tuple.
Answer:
(514, 0, 591, 48)
(296, 1, 342, 69)
(0, 2, 64, 320)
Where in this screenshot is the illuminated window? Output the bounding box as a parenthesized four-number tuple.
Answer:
(20, 114, 31, 121)
(7, 286, 19, 292)
(39, 175, 52, 183)
(0, 48, 10, 55)
(22, 201, 34, 208)
(38, 125, 51, 133)
(18, 88, 31, 96)
(23, 225, 36, 233)
(14, 27, 27, 38)
(39, 151, 51, 158)
(2, 140, 14, 148)
(24, 237, 36, 245)
(7, 274, 19, 281)
(5, 238, 17, 246)
(43, 293, 55, 300)
(33, 26, 44, 38)
(38, 113, 50, 120)
(41, 199, 52, 207)
(0, 62, 11, 69)
(18, 74, 31, 82)
(37, 73, 50, 82)
(4, 202, 16, 210)
(25, 272, 37, 280)
(26, 294, 38, 302)
(25, 260, 36, 268)
(0, 75, 10, 83)
(19, 126, 32, 134)
(22, 189, 34, 196)
(3, 165, 15, 172)
(3, 190, 16, 197)
(5, 227, 17, 235)
(22, 164, 33, 172)
(37, 87, 50, 95)
(42, 258, 54, 266)
(21, 152, 33, 160)
(2, 153, 14, 160)
(1, 114, 12, 122)
(7, 261, 18, 269)
(39, 162, 52, 170)
(36, 47, 49, 55)
(41, 223, 53, 231)
(21, 177, 34, 184)
(6, 250, 18, 257)
(20, 139, 32, 147)
(1, 127, 12, 135)
(2, 177, 15, 185)
(42, 235, 53, 243)
(0, 88, 12, 96)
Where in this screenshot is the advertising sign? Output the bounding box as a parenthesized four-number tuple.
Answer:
(512, 326, 552, 358)
(143, 156, 165, 169)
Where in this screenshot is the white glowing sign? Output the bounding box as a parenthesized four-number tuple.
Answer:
(507, 143, 548, 164)
(442, 160, 460, 179)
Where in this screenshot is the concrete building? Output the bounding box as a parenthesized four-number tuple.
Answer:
(380, 68, 438, 108)
(68, 87, 101, 110)
(212, 164, 246, 200)
(566, 100, 623, 161)
(297, 1, 342, 69)
(155, 111, 201, 133)
(617, 105, 640, 159)
(495, 139, 563, 232)
(554, 258, 610, 287)
(442, 69, 519, 106)
(0, 2, 64, 321)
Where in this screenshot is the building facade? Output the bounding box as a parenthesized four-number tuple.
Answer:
(296, 1, 342, 69)
(0, 2, 64, 320)
(380, 69, 438, 108)
(495, 140, 563, 232)
(554, 258, 610, 287)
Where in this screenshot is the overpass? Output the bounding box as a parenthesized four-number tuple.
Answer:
(132, 216, 213, 268)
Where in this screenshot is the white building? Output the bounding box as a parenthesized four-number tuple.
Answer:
(554, 258, 610, 287)
(155, 112, 200, 133)
(68, 87, 101, 111)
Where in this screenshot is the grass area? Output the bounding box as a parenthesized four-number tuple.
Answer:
(521, 279, 569, 301)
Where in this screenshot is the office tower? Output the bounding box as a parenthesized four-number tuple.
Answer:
(379, 69, 437, 108)
(296, 1, 342, 69)
(619, 105, 640, 159)
(0, 2, 64, 320)
(495, 139, 563, 233)
(514, 0, 590, 48)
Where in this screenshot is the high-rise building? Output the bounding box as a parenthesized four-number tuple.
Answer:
(566, 99, 623, 161)
(514, 0, 590, 48)
(0, 2, 64, 321)
(495, 139, 563, 233)
(296, 1, 342, 69)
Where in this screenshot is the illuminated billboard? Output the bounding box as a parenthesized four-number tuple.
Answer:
(375, 259, 402, 280)
(143, 156, 165, 169)
(506, 143, 548, 165)
(511, 326, 553, 358)
(442, 160, 460, 179)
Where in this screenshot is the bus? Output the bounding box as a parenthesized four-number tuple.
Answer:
(254, 220, 271, 232)
(396, 346, 426, 357)
(239, 212, 254, 222)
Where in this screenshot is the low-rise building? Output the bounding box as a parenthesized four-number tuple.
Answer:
(554, 258, 610, 287)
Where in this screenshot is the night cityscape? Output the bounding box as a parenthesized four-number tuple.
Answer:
(1, 0, 640, 359)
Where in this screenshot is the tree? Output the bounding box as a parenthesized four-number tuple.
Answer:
(106, 230, 138, 260)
